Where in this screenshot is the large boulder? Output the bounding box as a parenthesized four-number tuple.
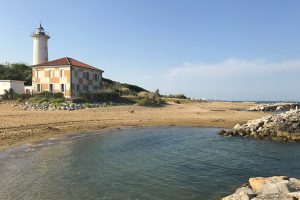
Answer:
(222, 176, 300, 200)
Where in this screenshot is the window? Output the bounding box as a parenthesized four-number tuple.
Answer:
(49, 70, 54, 78)
(83, 72, 90, 80)
(37, 84, 41, 92)
(94, 74, 98, 81)
(61, 84, 65, 93)
(36, 71, 42, 78)
(76, 85, 80, 93)
(93, 86, 98, 91)
(75, 71, 78, 78)
(60, 69, 64, 78)
(49, 84, 53, 92)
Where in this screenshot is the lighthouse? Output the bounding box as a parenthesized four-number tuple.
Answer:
(32, 23, 50, 65)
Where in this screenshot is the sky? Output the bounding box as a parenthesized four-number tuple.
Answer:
(0, 0, 300, 101)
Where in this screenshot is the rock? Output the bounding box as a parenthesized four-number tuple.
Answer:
(249, 176, 290, 194)
(223, 186, 257, 200)
(223, 176, 300, 200)
(21, 102, 111, 111)
(219, 130, 227, 135)
(219, 109, 300, 142)
(248, 103, 300, 112)
(234, 124, 241, 129)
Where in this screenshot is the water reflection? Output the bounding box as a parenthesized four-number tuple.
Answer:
(0, 127, 299, 200)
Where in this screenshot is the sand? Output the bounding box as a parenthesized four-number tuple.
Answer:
(0, 101, 267, 150)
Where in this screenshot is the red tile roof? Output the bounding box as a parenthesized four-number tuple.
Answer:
(32, 57, 103, 72)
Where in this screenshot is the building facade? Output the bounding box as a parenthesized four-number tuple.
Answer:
(32, 57, 103, 98)
(0, 80, 25, 95)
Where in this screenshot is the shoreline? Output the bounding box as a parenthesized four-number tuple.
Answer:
(0, 124, 224, 152)
(0, 101, 267, 151)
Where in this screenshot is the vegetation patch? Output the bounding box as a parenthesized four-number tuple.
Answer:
(136, 90, 165, 107)
(0, 63, 32, 86)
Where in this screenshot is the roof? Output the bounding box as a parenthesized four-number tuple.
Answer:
(32, 57, 103, 72)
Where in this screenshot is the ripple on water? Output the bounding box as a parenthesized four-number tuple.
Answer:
(0, 127, 299, 200)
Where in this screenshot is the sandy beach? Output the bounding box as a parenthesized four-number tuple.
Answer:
(0, 101, 267, 150)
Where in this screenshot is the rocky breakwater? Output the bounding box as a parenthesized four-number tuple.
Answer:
(219, 109, 300, 141)
(21, 102, 109, 111)
(248, 103, 300, 112)
(222, 176, 300, 200)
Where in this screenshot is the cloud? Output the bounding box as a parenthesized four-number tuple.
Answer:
(124, 58, 300, 100)
(165, 58, 300, 78)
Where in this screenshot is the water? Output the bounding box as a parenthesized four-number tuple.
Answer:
(0, 127, 300, 200)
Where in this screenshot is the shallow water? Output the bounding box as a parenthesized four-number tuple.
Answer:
(0, 127, 300, 200)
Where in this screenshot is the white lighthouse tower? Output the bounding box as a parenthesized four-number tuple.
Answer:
(32, 23, 50, 65)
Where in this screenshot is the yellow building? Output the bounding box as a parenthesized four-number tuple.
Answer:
(32, 57, 104, 98)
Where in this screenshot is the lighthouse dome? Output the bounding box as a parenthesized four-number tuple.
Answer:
(35, 23, 45, 35)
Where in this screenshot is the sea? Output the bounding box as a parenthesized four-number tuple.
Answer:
(0, 127, 299, 200)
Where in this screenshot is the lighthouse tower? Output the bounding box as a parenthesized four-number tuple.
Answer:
(32, 23, 50, 65)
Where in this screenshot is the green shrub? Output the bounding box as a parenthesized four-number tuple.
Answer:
(118, 96, 136, 104)
(137, 90, 165, 107)
(37, 98, 48, 104)
(1, 88, 16, 100)
(49, 98, 64, 104)
(174, 100, 181, 104)
(50, 102, 62, 107)
(71, 97, 86, 104)
(53, 92, 64, 98)
(83, 103, 92, 108)
(27, 93, 64, 104)
(36, 92, 64, 99)
(41, 101, 49, 106)
(69, 103, 76, 108)
(16, 93, 32, 100)
(80, 90, 121, 102)
(36, 91, 52, 98)
(16, 98, 23, 103)
(167, 94, 188, 99)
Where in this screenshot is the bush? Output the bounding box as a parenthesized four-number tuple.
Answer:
(36, 91, 52, 98)
(167, 94, 188, 99)
(15, 94, 32, 103)
(71, 97, 86, 104)
(1, 88, 16, 100)
(49, 98, 64, 104)
(83, 103, 92, 108)
(174, 100, 181, 104)
(36, 92, 64, 99)
(53, 92, 64, 98)
(27, 92, 64, 104)
(50, 102, 62, 108)
(37, 97, 48, 104)
(80, 90, 121, 102)
(136, 90, 165, 107)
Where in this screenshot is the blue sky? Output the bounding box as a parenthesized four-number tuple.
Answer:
(1, 0, 300, 101)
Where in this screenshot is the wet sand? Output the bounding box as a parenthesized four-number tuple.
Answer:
(0, 101, 267, 150)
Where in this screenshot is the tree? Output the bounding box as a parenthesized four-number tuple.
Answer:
(0, 63, 32, 85)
